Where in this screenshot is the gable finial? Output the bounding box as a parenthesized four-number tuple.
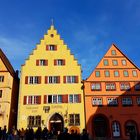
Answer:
(51, 18, 54, 26)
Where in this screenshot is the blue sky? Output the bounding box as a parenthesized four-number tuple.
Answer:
(0, 0, 140, 79)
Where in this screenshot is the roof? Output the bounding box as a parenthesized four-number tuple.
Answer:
(0, 48, 17, 77)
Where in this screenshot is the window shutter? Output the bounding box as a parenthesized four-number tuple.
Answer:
(25, 76, 28, 84)
(75, 76, 79, 83)
(45, 76, 48, 84)
(23, 96, 27, 105)
(36, 60, 39, 66)
(38, 76, 41, 84)
(38, 96, 41, 104)
(46, 45, 49, 50)
(45, 60, 48, 66)
(62, 95, 68, 103)
(63, 59, 65, 65)
(63, 76, 66, 83)
(54, 45, 57, 50)
(78, 94, 81, 103)
(44, 95, 47, 104)
(54, 60, 57, 65)
(57, 76, 60, 83)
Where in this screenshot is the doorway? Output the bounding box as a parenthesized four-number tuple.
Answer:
(93, 115, 109, 137)
(49, 113, 64, 133)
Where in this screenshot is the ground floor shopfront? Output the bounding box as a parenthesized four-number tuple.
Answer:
(86, 113, 140, 140)
(17, 104, 85, 133)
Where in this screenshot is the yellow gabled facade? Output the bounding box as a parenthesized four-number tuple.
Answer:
(0, 49, 19, 130)
(17, 25, 85, 132)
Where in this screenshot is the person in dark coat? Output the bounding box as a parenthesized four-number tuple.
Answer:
(42, 127, 49, 140)
(35, 127, 42, 140)
(0, 127, 2, 140)
(80, 129, 89, 140)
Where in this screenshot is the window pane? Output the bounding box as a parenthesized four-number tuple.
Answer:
(132, 70, 137, 77)
(111, 50, 116, 55)
(95, 71, 100, 77)
(58, 95, 62, 103)
(103, 60, 109, 66)
(122, 60, 127, 65)
(112, 60, 118, 66)
(69, 95, 73, 103)
(123, 71, 129, 77)
(48, 95, 52, 103)
(114, 71, 119, 77)
(105, 71, 110, 77)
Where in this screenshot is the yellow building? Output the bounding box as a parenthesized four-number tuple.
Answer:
(0, 49, 19, 130)
(17, 25, 85, 132)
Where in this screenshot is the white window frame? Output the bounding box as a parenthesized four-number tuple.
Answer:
(69, 94, 79, 103)
(122, 98, 132, 106)
(112, 60, 118, 66)
(48, 45, 55, 50)
(132, 70, 137, 77)
(120, 83, 130, 90)
(92, 98, 103, 106)
(28, 76, 39, 84)
(26, 96, 39, 105)
(66, 76, 76, 83)
(122, 60, 127, 65)
(48, 76, 59, 84)
(56, 59, 64, 66)
(112, 121, 121, 137)
(107, 98, 118, 106)
(39, 59, 46, 66)
(106, 83, 116, 90)
(91, 83, 101, 90)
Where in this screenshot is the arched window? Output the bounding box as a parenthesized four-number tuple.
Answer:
(112, 121, 121, 137)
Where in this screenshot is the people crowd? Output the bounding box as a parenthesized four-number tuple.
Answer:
(0, 126, 91, 140)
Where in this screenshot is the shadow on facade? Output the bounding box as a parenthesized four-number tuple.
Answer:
(86, 82, 140, 140)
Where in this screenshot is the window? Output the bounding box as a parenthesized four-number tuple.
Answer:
(64, 76, 78, 83)
(47, 95, 63, 104)
(123, 71, 129, 77)
(28, 115, 41, 127)
(134, 82, 140, 91)
(92, 98, 103, 106)
(91, 83, 101, 91)
(107, 98, 118, 106)
(103, 59, 109, 66)
(0, 76, 4, 82)
(0, 90, 2, 98)
(112, 60, 118, 66)
(46, 45, 57, 51)
(106, 83, 116, 91)
(114, 71, 119, 77)
(25, 76, 41, 84)
(24, 96, 41, 105)
(69, 114, 80, 126)
(122, 60, 127, 66)
(105, 71, 110, 77)
(111, 50, 116, 55)
(122, 97, 132, 106)
(46, 76, 60, 84)
(132, 70, 137, 77)
(136, 97, 140, 105)
(120, 83, 130, 91)
(54, 59, 65, 66)
(36, 59, 48, 66)
(112, 121, 121, 137)
(69, 94, 81, 103)
(95, 71, 100, 77)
